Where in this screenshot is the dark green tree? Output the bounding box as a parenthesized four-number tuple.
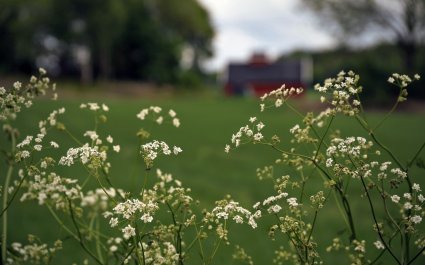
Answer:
(0, 0, 215, 84)
(156, 0, 215, 73)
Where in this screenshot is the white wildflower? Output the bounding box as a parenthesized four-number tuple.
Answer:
(391, 195, 400, 203)
(326, 158, 333, 168)
(253, 133, 263, 141)
(256, 122, 265, 131)
(287, 197, 298, 207)
(141, 214, 154, 223)
(404, 202, 413, 210)
(412, 183, 421, 192)
(373, 240, 385, 250)
(172, 118, 180, 128)
(173, 146, 182, 155)
(34, 145, 42, 151)
(411, 215, 422, 224)
(109, 218, 118, 227)
(110, 245, 118, 252)
(122, 225, 136, 239)
(268, 204, 282, 214)
(275, 98, 283, 107)
(169, 109, 176, 117)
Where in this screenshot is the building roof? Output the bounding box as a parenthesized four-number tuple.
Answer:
(227, 60, 303, 84)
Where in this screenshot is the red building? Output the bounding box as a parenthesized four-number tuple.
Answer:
(224, 53, 312, 97)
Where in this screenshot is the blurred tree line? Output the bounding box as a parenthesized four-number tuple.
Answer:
(286, 44, 425, 105)
(0, 0, 214, 85)
(293, 0, 425, 104)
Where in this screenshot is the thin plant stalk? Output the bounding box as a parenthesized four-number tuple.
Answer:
(2, 132, 15, 264)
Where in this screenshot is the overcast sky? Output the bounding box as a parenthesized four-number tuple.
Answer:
(198, 0, 338, 71)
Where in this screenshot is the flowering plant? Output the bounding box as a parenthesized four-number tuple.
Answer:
(1, 69, 424, 265)
(0, 70, 246, 265)
(225, 71, 424, 264)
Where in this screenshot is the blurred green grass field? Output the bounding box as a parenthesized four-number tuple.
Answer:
(6, 95, 425, 264)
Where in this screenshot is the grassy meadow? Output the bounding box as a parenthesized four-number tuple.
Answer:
(5, 92, 425, 264)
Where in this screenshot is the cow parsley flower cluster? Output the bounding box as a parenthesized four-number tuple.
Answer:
(387, 73, 420, 87)
(81, 187, 125, 212)
(10, 236, 62, 265)
(82, 130, 120, 153)
(225, 117, 266, 152)
(140, 241, 180, 265)
(259, 84, 303, 112)
(314, 70, 362, 116)
(59, 143, 107, 169)
(0, 68, 56, 121)
(387, 73, 421, 102)
(390, 183, 424, 228)
(140, 140, 182, 169)
(107, 198, 159, 239)
(289, 123, 317, 144)
(150, 169, 193, 207)
(15, 108, 65, 160)
(112, 199, 158, 222)
(204, 198, 262, 241)
(325, 136, 373, 159)
(80, 102, 109, 112)
(20, 172, 81, 211)
(136, 106, 181, 127)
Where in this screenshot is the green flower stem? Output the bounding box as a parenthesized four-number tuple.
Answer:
(285, 101, 304, 118)
(46, 204, 79, 241)
(373, 87, 403, 132)
(299, 171, 306, 203)
(140, 231, 147, 265)
(165, 201, 184, 265)
(407, 245, 425, 265)
(313, 115, 334, 161)
(0, 170, 27, 217)
(407, 141, 425, 169)
(274, 214, 304, 263)
(64, 128, 83, 146)
(94, 174, 117, 204)
(2, 132, 15, 264)
(132, 225, 144, 265)
(265, 142, 358, 241)
(359, 176, 401, 264)
(379, 180, 402, 235)
(355, 115, 405, 171)
(83, 165, 117, 205)
(185, 222, 204, 252)
(193, 222, 206, 263)
(370, 133, 405, 171)
(67, 200, 104, 265)
(285, 101, 323, 152)
(95, 217, 104, 264)
(370, 249, 387, 265)
(355, 94, 367, 120)
(306, 210, 319, 246)
(119, 245, 136, 265)
(208, 221, 225, 265)
(309, 164, 357, 242)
